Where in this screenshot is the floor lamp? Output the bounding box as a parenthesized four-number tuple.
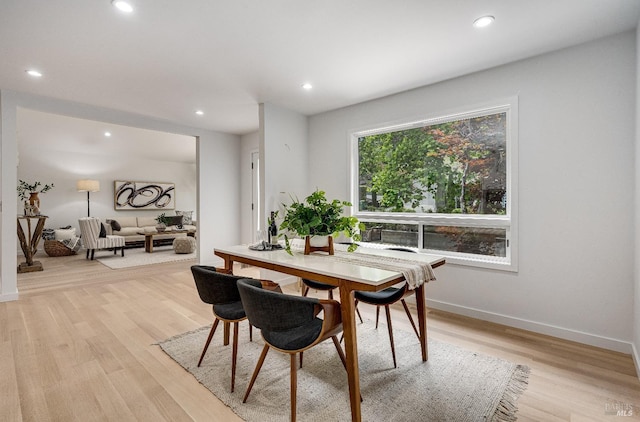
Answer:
(77, 179, 100, 217)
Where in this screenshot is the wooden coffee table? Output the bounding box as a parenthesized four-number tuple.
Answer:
(137, 230, 190, 253)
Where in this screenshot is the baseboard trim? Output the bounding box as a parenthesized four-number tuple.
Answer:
(426, 298, 634, 355)
(0, 292, 19, 302)
(632, 342, 640, 381)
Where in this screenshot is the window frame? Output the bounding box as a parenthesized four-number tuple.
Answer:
(349, 97, 518, 271)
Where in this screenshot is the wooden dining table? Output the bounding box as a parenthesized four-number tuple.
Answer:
(214, 243, 445, 422)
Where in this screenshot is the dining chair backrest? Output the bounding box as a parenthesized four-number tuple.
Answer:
(190, 265, 246, 306)
(237, 278, 319, 336)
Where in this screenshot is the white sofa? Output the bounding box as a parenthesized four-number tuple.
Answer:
(105, 216, 196, 244)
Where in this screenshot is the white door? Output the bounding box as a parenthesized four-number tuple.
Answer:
(251, 151, 260, 242)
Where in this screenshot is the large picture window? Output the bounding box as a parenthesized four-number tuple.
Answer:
(351, 99, 517, 270)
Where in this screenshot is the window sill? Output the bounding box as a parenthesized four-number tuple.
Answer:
(356, 242, 517, 272)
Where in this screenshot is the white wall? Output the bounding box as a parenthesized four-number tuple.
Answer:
(309, 31, 636, 353)
(0, 90, 241, 299)
(634, 25, 640, 372)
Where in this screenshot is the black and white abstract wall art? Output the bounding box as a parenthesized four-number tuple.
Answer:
(114, 181, 175, 210)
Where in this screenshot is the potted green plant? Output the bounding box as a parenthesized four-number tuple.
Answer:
(279, 189, 364, 255)
(155, 213, 170, 231)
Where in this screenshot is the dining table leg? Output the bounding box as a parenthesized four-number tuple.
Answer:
(415, 284, 428, 361)
(339, 282, 361, 422)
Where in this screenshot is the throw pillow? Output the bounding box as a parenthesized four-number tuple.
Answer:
(99, 222, 107, 238)
(54, 228, 76, 241)
(168, 215, 183, 226)
(108, 219, 122, 231)
(176, 210, 193, 225)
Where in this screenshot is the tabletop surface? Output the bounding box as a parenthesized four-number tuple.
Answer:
(215, 243, 445, 288)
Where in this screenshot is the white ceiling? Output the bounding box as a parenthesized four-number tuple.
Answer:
(18, 109, 196, 164)
(1, 0, 639, 136)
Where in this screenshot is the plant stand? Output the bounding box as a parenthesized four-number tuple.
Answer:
(304, 235, 334, 255)
(17, 215, 48, 273)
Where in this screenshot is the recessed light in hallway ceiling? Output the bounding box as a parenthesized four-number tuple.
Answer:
(25, 69, 42, 78)
(112, 0, 133, 13)
(473, 15, 495, 28)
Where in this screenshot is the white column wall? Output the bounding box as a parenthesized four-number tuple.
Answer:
(259, 102, 309, 221)
(258, 103, 308, 284)
(634, 24, 640, 372)
(309, 31, 636, 353)
(0, 91, 19, 301)
(198, 130, 241, 267)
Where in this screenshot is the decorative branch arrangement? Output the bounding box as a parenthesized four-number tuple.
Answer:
(17, 180, 55, 200)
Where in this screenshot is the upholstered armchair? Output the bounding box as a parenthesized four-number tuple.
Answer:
(78, 217, 126, 260)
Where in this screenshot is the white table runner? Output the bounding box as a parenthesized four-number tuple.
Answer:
(329, 250, 436, 289)
(287, 241, 436, 289)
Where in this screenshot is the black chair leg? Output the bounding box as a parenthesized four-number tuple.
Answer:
(86, 249, 90, 259)
(121, 247, 125, 257)
(90, 249, 95, 260)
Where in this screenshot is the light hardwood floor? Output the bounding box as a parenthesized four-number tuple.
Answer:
(3, 251, 639, 421)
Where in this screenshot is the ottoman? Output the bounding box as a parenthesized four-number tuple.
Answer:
(173, 236, 196, 254)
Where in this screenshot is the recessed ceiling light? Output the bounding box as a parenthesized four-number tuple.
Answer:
(25, 69, 42, 78)
(195, 110, 204, 116)
(302, 83, 313, 90)
(104, 131, 112, 137)
(473, 15, 495, 28)
(112, 0, 133, 13)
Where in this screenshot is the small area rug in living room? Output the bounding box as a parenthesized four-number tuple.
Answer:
(158, 322, 530, 422)
(97, 245, 196, 269)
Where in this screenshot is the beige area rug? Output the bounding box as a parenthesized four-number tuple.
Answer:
(158, 322, 529, 421)
(96, 245, 196, 269)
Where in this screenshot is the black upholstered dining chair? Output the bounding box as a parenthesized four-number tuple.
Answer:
(190, 265, 254, 392)
(353, 247, 420, 368)
(237, 278, 348, 422)
(301, 278, 336, 299)
(300, 242, 349, 301)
